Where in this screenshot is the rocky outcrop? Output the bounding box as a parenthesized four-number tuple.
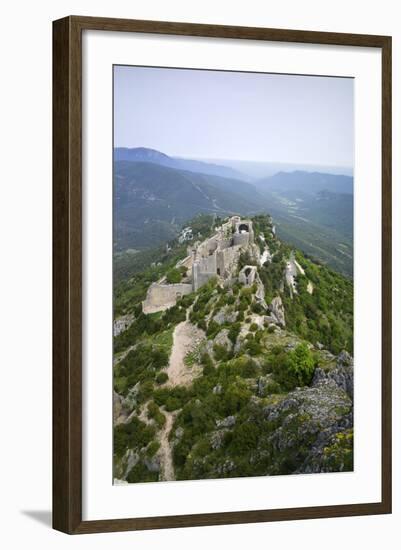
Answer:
(216, 415, 236, 429)
(312, 350, 354, 398)
(113, 313, 135, 336)
(213, 306, 238, 325)
(269, 296, 286, 327)
(262, 380, 353, 474)
(213, 329, 233, 351)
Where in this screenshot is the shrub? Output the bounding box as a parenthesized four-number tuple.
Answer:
(265, 380, 282, 394)
(222, 381, 251, 415)
(147, 401, 166, 429)
(156, 371, 168, 384)
(270, 343, 315, 391)
(250, 323, 259, 332)
(138, 379, 154, 403)
(236, 311, 245, 322)
(229, 423, 260, 455)
(146, 440, 161, 457)
(246, 339, 262, 356)
(228, 322, 241, 344)
(251, 302, 264, 314)
(126, 462, 158, 483)
(114, 416, 156, 458)
(166, 268, 182, 284)
(165, 396, 182, 411)
(213, 343, 231, 362)
(206, 320, 220, 339)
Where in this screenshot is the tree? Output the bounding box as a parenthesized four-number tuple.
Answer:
(270, 343, 315, 391)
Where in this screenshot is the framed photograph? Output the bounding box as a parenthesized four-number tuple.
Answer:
(53, 16, 392, 534)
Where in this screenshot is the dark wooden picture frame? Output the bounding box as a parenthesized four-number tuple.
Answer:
(53, 15, 392, 534)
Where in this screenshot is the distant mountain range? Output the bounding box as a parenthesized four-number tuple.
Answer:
(113, 147, 354, 276)
(114, 160, 262, 250)
(114, 147, 247, 181)
(255, 170, 353, 195)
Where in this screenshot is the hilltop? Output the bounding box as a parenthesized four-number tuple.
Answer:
(113, 214, 353, 483)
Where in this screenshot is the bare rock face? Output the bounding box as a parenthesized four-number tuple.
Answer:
(144, 455, 161, 473)
(210, 429, 227, 450)
(216, 415, 236, 429)
(269, 296, 286, 327)
(213, 306, 238, 325)
(312, 350, 354, 399)
(113, 313, 135, 336)
(262, 380, 353, 474)
(213, 329, 233, 351)
(113, 391, 123, 423)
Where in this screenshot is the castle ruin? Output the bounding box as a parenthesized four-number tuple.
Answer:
(142, 216, 257, 314)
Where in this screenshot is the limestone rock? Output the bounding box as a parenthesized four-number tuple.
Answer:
(213, 329, 233, 351)
(213, 306, 237, 325)
(144, 455, 161, 473)
(262, 381, 353, 474)
(210, 429, 227, 450)
(313, 352, 354, 398)
(269, 296, 286, 327)
(216, 415, 236, 429)
(175, 426, 184, 439)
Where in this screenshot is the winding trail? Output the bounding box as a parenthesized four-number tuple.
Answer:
(157, 316, 205, 480)
(165, 318, 205, 387)
(158, 410, 177, 481)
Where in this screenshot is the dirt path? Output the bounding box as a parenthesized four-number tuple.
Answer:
(156, 317, 205, 480)
(158, 410, 177, 481)
(166, 319, 205, 387)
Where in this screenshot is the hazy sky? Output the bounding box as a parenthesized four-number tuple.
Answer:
(114, 65, 354, 168)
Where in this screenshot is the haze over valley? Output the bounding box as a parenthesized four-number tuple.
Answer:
(114, 147, 353, 278)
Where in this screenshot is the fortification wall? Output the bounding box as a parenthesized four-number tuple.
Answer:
(197, 235, 219, 258)
(197, 253, 217, 274)
(192, 259, 216, 291)
(217, 237, 232, 251)
(142, 283, 192, 314)
(217, 245, 241, 277)
(233, 232, 250, 247)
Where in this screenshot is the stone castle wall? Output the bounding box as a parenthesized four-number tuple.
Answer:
(142, 283, 192, 314)
(216, 245, 242, 278)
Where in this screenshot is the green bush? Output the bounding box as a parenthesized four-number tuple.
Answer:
(156, 371, 168, 384)
(146, 440, 161, 457)
(165, 396, 182, 411)
(114, 416, 156, 458)
(206, 320, 221, 339)
(147, 401, 166, 429)
(126, 462, 158, 483)
(166, 268, 182, 284)
(229, 423, 260, 455)
(251, 302, 264, 314)
(236, 311, 245, 322)
(250, 323, 259, 332)
(228, 322, 241, 344)
(270, 343, 316, 391)
(222, 381, 251, 415)
(213, 343, 231, 362)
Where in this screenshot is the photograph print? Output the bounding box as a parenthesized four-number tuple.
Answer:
(113, 65, 354, 484)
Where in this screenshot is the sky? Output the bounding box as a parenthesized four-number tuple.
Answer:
(114, 65, 354, 168)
